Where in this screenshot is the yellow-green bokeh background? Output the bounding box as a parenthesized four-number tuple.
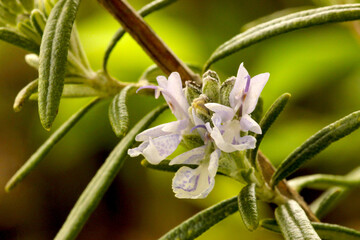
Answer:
(1, 0, 360, 239)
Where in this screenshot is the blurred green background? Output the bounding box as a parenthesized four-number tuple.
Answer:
(2, 0, 360, 239)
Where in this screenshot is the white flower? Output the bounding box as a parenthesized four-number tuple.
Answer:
(128, 63, 269, 199)
(128, 72, 191, 164)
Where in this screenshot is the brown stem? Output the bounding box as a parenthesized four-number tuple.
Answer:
(97, 0, 201, 85)
(257, 151, 319, 222)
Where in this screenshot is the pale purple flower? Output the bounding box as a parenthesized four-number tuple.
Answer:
(128, 63, 269, 199)
(128, 72, 191, 164)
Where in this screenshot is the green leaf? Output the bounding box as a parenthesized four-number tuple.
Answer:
(103, 0, 177, 72)
(275, 200, 320, 240)
(241, 6, 312, 31)
(310, 187, 347, 219)
(28, 83, 102, 100)
(61, 84, 101, 98)
(141, 159, 197, 172)
(271, 110, 360, 188)
(38, 0, 81, 130)
(138, 63, 202, 83)
(204, 4, 360, 70)
(261, 219, 360, 240)
(5, 98, 100, 192)
(17, 20, 41, 44)
(0, 27, 39, 52)
(289, 172, 360, 192)
(237, 183, 259, 231)
(13, 79, 38, 112)
(310, 166, 360, 219)
(159, 196, 238, 240)
(30, 9, 47, 36)
(249, 93, 290, 165)
(108, 85, 134, 137)
(54, 105, 167, 240)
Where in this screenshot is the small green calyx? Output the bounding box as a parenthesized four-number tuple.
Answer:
(202, 70, 220, 102)
(192, 94, 212, 122)
(220, 76, 235, 106)
(202, 76, 220, 102)
(181, 133, 204, 149)
(185, 80, 201, 105)
(203, 69, 220, 81)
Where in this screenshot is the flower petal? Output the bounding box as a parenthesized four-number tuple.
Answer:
(229, 63, 249, 109)
(135, 119, 189, 141)
(233, 135, 256, 150)
(210, 123, 256, 152)
(128, 141, 149, 157)
(156, 72, 189, 120)
(205, 103, 235, 123)
(208, 149, 221, 177)
(172, 165, 215, 199)
(141, 134, 181, 164)
(162, 119, 189, 132)
(169, 145, 206, 165)
(210, 125, 238, 152)
(243, 72, 269, 114)
(240, 114, 262, 134)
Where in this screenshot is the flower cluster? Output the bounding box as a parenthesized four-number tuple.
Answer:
(128, 63, 269, 199)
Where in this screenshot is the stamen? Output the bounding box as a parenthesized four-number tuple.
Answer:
(191, 124, 207, 132)
(244, 75, 251, 93)
(136, 85, 161, 98)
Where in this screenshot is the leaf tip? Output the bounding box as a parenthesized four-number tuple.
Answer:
(5, 180, 14, 193)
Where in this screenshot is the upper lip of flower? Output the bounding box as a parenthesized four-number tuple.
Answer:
(230, 62, 269, 117)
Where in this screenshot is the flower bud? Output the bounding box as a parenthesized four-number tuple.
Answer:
(203, 69, 220, 81)
(192, 94, 211, 123)
(220, 76, 235, 106)
(202, 76, 220, 102)
(185, 80, 201, 105)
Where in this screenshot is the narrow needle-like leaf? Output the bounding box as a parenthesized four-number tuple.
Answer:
(289, 172, 360, 192)
(275, 200, 320, 240)
(261, 219, 360, 240)
(204, 4, 360, 70)
(0, 27, 39, 53)
(250, 93, 290, 165)
(54, 105, 167, 240)
(237, 183, 259, 231)
(38, 0, 81, 130)
(159, 196, 238, 240)
(13, 79, 38, 112)
(310, 166, 360, 219)
(108, 85, 134, 137)
(271, 110, 360, 188)
(5, 98, 100, 192)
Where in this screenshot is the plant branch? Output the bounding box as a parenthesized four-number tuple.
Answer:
(257, 151, 319, 222)
(97, 0, 201, 85)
